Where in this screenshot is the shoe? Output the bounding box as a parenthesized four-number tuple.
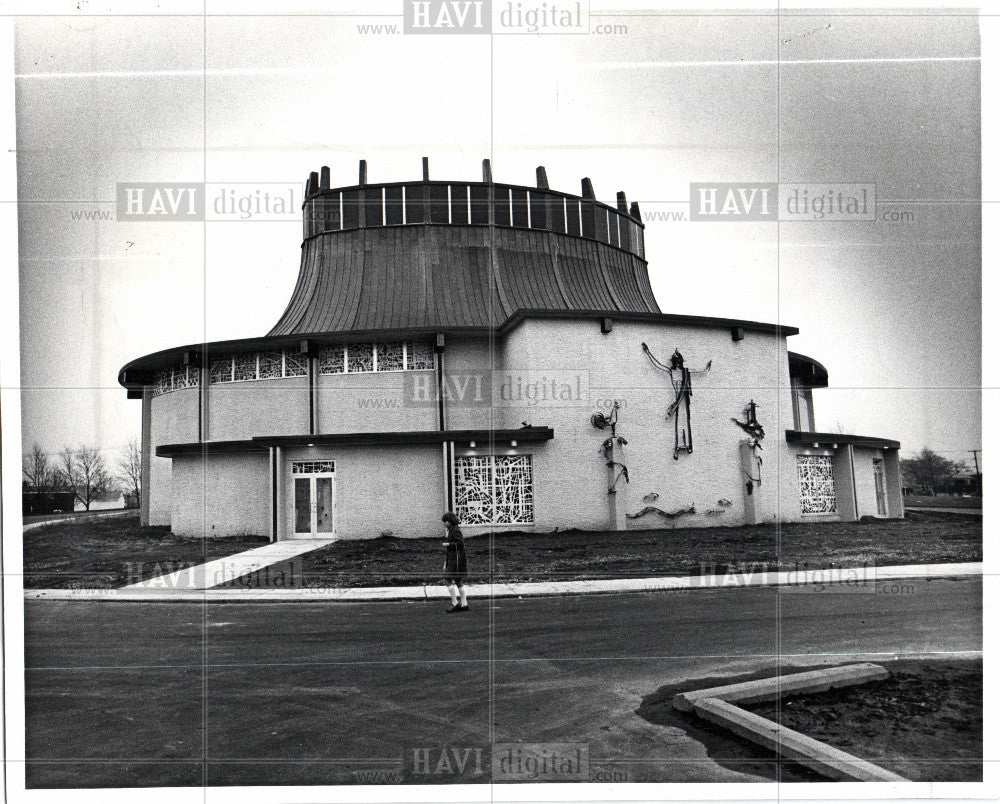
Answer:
(459, 605, 470, 612)
(446, 604, 462, 613)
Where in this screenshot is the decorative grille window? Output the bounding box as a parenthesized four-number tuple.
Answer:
(153, 369, 171, 396)
(376, 342, 405, 372)
(176, 365, 199, 390)
(233, 353, 257, 382)
(406, 341, 435, 370)
(347, 343, 375, 373)
(319, 346, 346, 374)
(291, 460, 335, 474)
(210, 355, 234, 384)
(797, 455, 837, 515)
(283, 352, 308, 377)
(204, 343, 433, 384)
(453, 455, 534, 525)
(258, 351, 283, 379)
(151, 364, 201, 396)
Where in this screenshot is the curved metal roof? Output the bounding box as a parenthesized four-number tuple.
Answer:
(117, 163, 804, 390)
(267, 165, 658, 335)
(268, 223, 660, 336)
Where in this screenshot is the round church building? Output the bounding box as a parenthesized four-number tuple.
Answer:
(118, 159, 903, 540)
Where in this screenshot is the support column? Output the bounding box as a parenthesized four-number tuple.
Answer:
(831, 446, 858, 522)
(269, 446, 278, 542)
(309, 353, 317, 435)
(847, 445, 860, 521)
(199, 363, 209, 441)
(274, 446, 285, 541)
(883, 448, 904, 518)
(140, 388, 152, 527)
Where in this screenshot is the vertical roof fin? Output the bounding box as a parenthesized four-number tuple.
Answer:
(358, 159, 368, 186)
(482, 158, 493, 184)
(581, 177, 595, 199)
(536, 166, 549, 189)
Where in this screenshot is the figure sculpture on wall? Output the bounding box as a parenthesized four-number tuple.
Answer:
(642, 343, 712, 460)
(593, 401, 629, 494)
(732, 399, 765, 495)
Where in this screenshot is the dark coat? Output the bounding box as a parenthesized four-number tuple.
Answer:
(443, 524, 468, 579)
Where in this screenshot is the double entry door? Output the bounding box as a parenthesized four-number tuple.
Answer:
(291, 460, 335, 537)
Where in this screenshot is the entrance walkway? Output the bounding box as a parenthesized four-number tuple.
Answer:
(124, 537, 335, 590)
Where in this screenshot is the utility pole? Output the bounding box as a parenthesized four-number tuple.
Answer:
(970, 449, 982, 497)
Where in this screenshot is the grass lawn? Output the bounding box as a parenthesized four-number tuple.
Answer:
(23, 514, 269, 589)
(743, 658, 982, 782)
(904, 495, 982, 510)
(23, 510, 980, 590)
(291, 509, 980, 588)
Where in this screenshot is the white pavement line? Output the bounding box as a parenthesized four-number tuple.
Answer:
(124, 538, 336, 590)
(24, 560, 982, 602)
(23, 510, 134, 532)
(691, 696, 906, 782)
(672, 662, 889, 711)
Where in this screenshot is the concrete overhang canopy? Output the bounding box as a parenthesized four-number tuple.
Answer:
(788, 352, 829, 388)
(118, 313, 799, 391)
(156, 427, 555, 458)
(785, 430, 900, 450)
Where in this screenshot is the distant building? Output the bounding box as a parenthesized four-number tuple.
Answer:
(22, 487, 76, 516)
(944, 469, 983, 497)
(118, 159, 903, 540)
(75, 491, 127, 512)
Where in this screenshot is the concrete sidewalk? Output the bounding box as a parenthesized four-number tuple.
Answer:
(26, 561, 982, 602)
(23, 509, 134, 532)
(124, 537, 336, 590)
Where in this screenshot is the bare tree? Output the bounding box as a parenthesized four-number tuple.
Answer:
(118, 438, 142, 509)
(59, 445, 113, 511)
(900, 448, 958, 496)
(22, 442, 51, 490)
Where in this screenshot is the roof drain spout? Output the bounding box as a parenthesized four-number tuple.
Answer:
(435, 333, 446, 432)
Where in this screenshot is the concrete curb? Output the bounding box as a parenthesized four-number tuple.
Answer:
(691, 696, 906, 782)
(23, 561, 982, 602)
(672, 662, 890, 711)
(675, 663, 907, 782)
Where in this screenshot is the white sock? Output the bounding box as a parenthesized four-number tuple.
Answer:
(459, 587, 468, 607)
(448, 584, 459, 606)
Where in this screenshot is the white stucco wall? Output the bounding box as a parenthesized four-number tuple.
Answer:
(143, 320, 901, 537)
(491, 318, 793, 529)
(207, 377, 310, 441)
(277, 444, 446, 540)
(148, 387, 198, 526)
(853, 446, 900, 518)
(171, 451, 270, 537)
(441, 338, 494, 431)
(316, 371, 438, 434)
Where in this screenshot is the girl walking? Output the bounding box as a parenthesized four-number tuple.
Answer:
(441, 511, 469, 613)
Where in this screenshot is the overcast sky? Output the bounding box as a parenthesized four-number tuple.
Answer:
(15, 6, 981, 467)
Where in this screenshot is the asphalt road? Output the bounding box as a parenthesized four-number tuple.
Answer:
(24, 576, 982, 787)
